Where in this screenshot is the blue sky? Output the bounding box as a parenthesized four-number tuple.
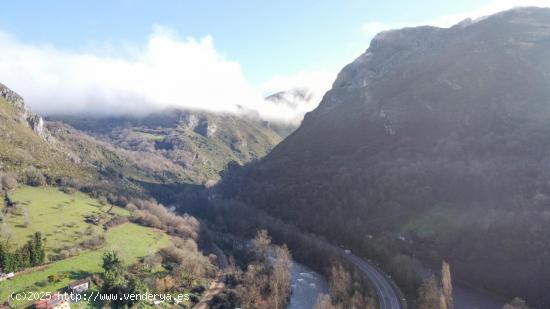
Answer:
(0, 0, 496, 83)
(0, 0, 548, 120)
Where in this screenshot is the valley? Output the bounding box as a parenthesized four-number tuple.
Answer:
(3, 4, 550, 309)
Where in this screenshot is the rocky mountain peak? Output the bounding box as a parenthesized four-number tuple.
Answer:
(0, 82, 52, 141)
(308, 6, 550, 139)
(179, 113, 217, 137)
(0, 82, 26, 111)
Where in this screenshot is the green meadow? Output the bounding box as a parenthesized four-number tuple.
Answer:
(3, 186, 130, 252)
(0, 187, 171, 306)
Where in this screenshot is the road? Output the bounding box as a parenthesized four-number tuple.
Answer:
(343, 252, 403, 309)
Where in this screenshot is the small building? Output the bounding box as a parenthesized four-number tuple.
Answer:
(34, 293, 70, 309)
(68, 279, 89, 294)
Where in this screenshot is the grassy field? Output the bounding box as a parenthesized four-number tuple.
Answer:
(2, 186, 129, 252)
(0, 186, 171, 306)
(0, 222, 171, 305)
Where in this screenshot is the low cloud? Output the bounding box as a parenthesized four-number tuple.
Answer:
(260, 70, 336, 120)
(0, 26, 326, 123)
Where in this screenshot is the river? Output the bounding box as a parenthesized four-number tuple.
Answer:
(288, 261, 329, 309)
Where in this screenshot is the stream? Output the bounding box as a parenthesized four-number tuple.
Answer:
(288, 261, 329, 309)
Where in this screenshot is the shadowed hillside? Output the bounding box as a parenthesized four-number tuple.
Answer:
(220, 7, 550, 306)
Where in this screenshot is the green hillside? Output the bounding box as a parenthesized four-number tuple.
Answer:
(0, 84, 217, 308)
(51, 109, 288, 184)
(4, 186, 128, 252)
(0, 97, 91, 183)
(0, 186, 172, 306)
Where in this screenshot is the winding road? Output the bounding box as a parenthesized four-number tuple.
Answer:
(342, 252, 403, 309)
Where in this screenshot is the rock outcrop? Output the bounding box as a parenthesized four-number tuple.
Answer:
(0, 83, 52, 141)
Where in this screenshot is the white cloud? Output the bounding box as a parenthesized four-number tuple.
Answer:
(361, 0, 550, 38)
(0, 26, 314, 122)
(259, 70, 337, 122)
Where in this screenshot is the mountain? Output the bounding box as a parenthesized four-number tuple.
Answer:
(220, 7, 550, 306)
(1, 83, 193, 199)
(49, 109, 286, 185)
(0, 83, 217, 308)
(0, 83, 89, 182)
(265, 88, 315, 109)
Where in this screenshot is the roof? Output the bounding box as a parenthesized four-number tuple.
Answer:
(68, 279, 88, 288)
(34, 293, 68, 309)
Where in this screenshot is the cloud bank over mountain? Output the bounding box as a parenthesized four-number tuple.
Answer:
(0, 26, 330, 123)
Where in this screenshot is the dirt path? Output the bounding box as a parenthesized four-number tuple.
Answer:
(192, 243, 228, 309)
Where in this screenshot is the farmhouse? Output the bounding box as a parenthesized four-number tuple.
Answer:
(68, 279, 89, 294)
(34, 293, 70, 309)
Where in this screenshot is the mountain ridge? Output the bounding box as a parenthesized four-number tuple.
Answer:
(220, 7, 550, 306)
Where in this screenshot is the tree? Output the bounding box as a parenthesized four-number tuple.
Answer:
(29, 232, 45, 266)
(418, 276, 443, 309)
(253, 229, 271, 262)
(271, 245, 292, 309)
(101, 251, 146, 307)
(441, 261, 453, 309)
(329, 264, 353, 305)
(315, 294, 337, 309)
(102, 251, 121, 272)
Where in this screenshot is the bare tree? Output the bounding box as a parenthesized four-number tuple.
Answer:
(329, 264, 353, 305)
(315, 294, 337, 309)
(441, 261, 453, 309)
(253, 229, 271, 261)
(418, 276, 443, 309)
(271, 245, 292, 309)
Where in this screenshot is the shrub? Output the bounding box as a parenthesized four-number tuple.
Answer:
(103, 216, 129, 229)
(1, 173, 18, 191)
(81, 235, 106, 249)
(47, 274, 62, 283)
(59, 186, 77, 194)
(25, 168, 46, 187)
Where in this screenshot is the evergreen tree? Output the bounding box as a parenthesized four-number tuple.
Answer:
(29, 232, 45, 266)
(102, 251, 121, 272)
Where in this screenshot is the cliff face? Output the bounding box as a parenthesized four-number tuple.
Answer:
(221, 7, 550, 305)
(0, 83, 51, 141)
(271, 7, 550, 160)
